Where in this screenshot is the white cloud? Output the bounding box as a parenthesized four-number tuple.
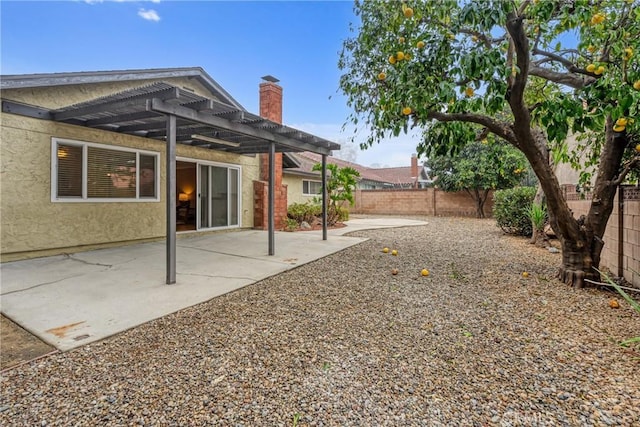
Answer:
(138, 8, 160, 22)
(289, 122, 422, 168)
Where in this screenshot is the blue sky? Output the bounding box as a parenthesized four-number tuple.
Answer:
(0, 0, 421, 167)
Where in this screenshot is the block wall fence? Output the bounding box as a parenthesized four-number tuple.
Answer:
(352, 188, 494, 218)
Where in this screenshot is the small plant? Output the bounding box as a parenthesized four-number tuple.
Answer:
(449, 262, 465, 281)
(528, 202, 549, 246)
(283, 217, 298, 232)
(311, 163, 359, 226)
(292, 413, 302, 427)
(287, 202, 321, 224)
(528, 202, 547, 232)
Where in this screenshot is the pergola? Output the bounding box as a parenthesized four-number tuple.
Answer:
(2, 82, 340, 284)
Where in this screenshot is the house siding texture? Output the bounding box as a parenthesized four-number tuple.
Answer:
(0, 83, 259, 261)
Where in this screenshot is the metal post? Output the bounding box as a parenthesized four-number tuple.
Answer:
(322, 154, 327, 241)
(268, 142, 275, 255)
(166, 114, 177, 284)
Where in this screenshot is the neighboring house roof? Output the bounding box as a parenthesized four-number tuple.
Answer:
(372, 166, 419, 187)
(285, 152, 431, 187)
(0, 67, 244, 110)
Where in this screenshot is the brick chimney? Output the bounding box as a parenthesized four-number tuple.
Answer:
(254, 75, 288, 230)
(411, 154, 419, 189)
(411, 154, 418, 177)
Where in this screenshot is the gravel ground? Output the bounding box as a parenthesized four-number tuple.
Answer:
(1, 217, 639, 426)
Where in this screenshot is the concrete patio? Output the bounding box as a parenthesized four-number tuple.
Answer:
(0, 218, 427, 351)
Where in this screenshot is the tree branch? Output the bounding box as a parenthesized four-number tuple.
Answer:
(425, 110, 518, 146)
(610, 156, 640, 186)
(529, 65, 595, 90)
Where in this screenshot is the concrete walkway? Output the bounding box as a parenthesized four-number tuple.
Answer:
(0, 218, 427, 351)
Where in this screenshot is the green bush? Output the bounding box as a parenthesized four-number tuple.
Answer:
(287, 202, 321, 224)
(493, 186, 537, 236)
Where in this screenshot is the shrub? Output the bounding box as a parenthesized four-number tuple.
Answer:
(493, 186, 536, 236)
(287, 202, 321, 225)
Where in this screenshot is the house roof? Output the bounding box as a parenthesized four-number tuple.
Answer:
(287, 152, 390, 183)
(285, 152, 429, 186)
(1, 78, 339, 155)
(371, 166, 420, 187)
(0, 67, 244, 110)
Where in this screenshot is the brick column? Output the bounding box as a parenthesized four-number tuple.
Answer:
(254, 77, 288, 230)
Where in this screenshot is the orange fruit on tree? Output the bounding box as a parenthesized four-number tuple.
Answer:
(587, 45, 596, 53)
(616, 117, 628, 127)
(590, 13, 605, 25)
(416, 40, 426, 49)
(623, 47, 633, 60)
(613, 124, 626, 132)
(465, 87, 474, 97)
(378, 72, 386, 81)
(635, 144, 640, 153)
(396, 51, 405, 61)
(402, 106, 412, 115)
(389, 55, 397, 65)
(586, 64, 596, 73)
(399, 36, 405, 44)
(594, 65, 605, 75)
(404, 7, 414, 18)
(634, 80, 640, 90)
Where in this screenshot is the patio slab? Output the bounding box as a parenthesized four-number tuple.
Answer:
(0, 218, 427, 351)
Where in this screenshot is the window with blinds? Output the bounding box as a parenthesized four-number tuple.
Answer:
(52, 139, 159, 202)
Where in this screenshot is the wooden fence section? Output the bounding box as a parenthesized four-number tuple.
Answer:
(352, 188, 494, 218)
(565, 185, 639, 286)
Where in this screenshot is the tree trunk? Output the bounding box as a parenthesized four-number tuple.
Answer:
(504, 16, 627, 289)
(557, 236, 601, 288)
(468, 188, 487, 218)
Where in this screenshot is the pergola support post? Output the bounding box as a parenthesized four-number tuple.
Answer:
(322, 154, 327, 241)
(268, 141, 275, 255)
(166, 114, 177, 284)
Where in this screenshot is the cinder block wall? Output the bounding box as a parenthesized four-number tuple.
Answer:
(566, 185, 639, 285)
(352, 188, 494, 218)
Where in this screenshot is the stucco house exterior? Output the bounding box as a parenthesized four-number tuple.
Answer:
(283, 152, 432, 205)
(0, 68, 339, 280)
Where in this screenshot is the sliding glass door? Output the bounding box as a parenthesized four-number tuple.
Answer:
(198, 163, 240, 229)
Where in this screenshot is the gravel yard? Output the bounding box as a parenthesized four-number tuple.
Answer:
(1, 217, 638, 426)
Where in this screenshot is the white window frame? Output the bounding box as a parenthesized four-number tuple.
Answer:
(51, 137, 160, 203)
(303, 179, 323, 196)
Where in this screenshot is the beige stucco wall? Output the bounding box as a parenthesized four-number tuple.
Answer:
(283, 173, 320, 205)
(1, 110, 259, 260)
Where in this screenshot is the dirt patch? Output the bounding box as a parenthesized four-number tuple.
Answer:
(1, 315, 55, 370)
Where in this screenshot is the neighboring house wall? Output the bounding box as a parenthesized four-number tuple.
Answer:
(352, 188, 494, 217)
(282, 174, 319, 205)
(565, 185, 639, 286)
(1, 101, 259, 261)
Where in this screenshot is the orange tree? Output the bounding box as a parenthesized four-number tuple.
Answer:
(339, 0, 640, 287)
